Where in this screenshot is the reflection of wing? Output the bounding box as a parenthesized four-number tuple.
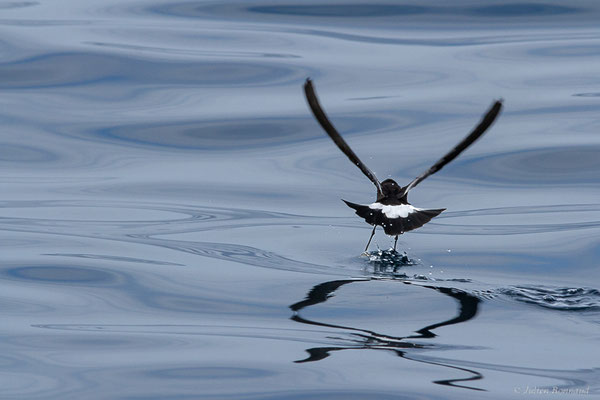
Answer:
(303, 78, 383, 198)
(290, 279, 359, 312)
(402, 100, 503, 196)
(295, 347, 340, 363)
(409, 285, 481, 339)
(397, 351, 485, 391)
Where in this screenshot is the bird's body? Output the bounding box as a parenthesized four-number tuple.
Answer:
(343, 179, 445, 236)
(303, 79, 502, 252)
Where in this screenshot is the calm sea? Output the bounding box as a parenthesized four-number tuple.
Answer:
(1, 1, 599, 398)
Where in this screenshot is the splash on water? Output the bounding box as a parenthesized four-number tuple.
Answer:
(362, 249, 418, 277)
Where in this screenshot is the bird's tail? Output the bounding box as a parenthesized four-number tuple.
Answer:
(343, 200, 444, 235)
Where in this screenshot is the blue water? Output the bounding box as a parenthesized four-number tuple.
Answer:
(1, 0, 600, 398)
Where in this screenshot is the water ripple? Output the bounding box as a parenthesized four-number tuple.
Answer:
(500, 286, 600, 311)
(144, 366, 276, 380)
(85, 41, 301, 59)
(0, 144, 58, 164)
(5, 266, 118, 286)
(249, 2, 579, 19)
(83, 112, 397, 151)
(93, 117, 323, 151)
(0, 201, 599, 276)
(153, 1, 594, 27)
(0, 52, 304, 89)
(248, 4, 430, 18)
(0, 1, 38, 10)
(442, 146, 600, 187)
(469, 3, 578, 17)
(43, 253, 183, 266)
(432, 204, 600, 235)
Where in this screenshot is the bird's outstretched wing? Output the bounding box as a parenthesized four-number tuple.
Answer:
(401, 100, 503, 196)
(303, 78, 383, 198)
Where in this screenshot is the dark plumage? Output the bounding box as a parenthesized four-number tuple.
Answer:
(303, 78, 503, 252)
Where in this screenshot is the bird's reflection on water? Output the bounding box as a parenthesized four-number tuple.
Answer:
(289, 275, 484, 391)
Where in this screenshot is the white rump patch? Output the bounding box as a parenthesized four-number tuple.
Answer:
(369, 202, 420, 219)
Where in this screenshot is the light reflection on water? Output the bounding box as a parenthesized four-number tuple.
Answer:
(1, 0, 600, 398)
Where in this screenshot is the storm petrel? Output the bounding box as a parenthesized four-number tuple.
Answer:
(303, 78, 502, 252)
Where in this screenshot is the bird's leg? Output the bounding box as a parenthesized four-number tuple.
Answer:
(364, 225, 376, 252)
(393, 235, 398, 252)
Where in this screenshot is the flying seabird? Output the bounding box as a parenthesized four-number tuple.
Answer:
(303, 78, 503, 252)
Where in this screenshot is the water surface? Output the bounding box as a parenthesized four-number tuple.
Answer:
(1, 0, 600, 398)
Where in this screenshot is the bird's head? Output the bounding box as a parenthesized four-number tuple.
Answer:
(380, 179, 405, 200)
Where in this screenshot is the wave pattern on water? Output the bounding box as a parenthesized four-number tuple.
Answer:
(153, 1, 596, 27)
(1, 200, 600, 278)
(500, 285, 600, 311)
(2, 0, 600, 398)
(449, 147, 600, 186)
(0, 52, 305, 89)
